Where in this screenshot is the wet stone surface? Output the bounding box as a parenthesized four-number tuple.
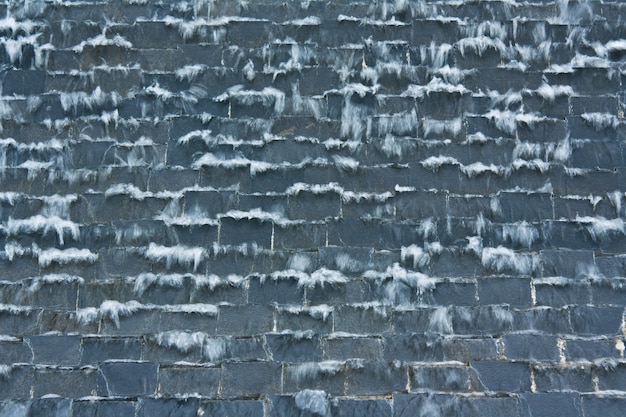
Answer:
(0, 0, 625, 415)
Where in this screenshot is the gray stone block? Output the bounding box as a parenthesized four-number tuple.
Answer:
(0, 309, 40, 337)
(27, 398, 71, 417)
(540, 250, 596, 279)
(27, 335, 81, 366)
(265, 333, 322, 363)
(274, 307, 333, 335)
(97, 361, 158, 397)
(511, 307, 572, 334)
(0, 366, 33, 400)
(471, 361, 531, 393)
(411, 365, 472, 392)
(81, 337, 143, 366)
(534, 279, 591, 307)
(330, 399, 392, 417)
(158, 367, 220, 398)
(334, 305, 392, 334)
(497, 192, 553, 223)
(283, 362, 345, 396)
(503, 334, 559, 362)
(451, 306, 514, 336)
(219, 217, 272, 248)
(382, 334, 444, 362)
(157, 310, 218, 334)
(596, 363, 626, 391)
(322, 336, 383, 361)
(477, 277, 532, 307)
(248, 277, 304, 305)
(582, 395, 626, 417)
(306, 280, 371, 306)
(33, 367, 97, 398)
(533, 365, 594, 392)
(520, 393, 582, 417)
(221, 362, 282, 398)
(569, 306, 624, 336)
(199, 400, 264, 417)
(216, 305, 274, 336)
(442, 337, 499, 362)
(71, 400, 136, 417)
(266, 394, 328, 417)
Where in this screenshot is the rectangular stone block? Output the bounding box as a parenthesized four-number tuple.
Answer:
(442, 337, 499, 362)
(345, 361, 406, 396)
(221, 362, 282, 398)
(283, 362, 345, 396)
(265, 333, 322, 363)
(216, 304, 274, 336)
(81, 337, 143, 365)
(34, 367, 97, 398)
(97, 361, 158, 397)
(470, 361, 531, 393)
(248, 277, 304, 305)
(520, 393, 582, 417)
(158, 367, 220, 397)
(411, 365, 472, 392)
(322, 336, 383, 361)
(330, 399, 392, 417)
(71, 400, 137, 417)
(27, 335, 81, 366)
(382, 334, 444, 362)
(503, 333, 559, 362)
(137, 398, 199, 417)
(477, 277, 532, 307)
(569, 306, 624, 336)
(334, 305, 392, 334)
(0, 366, 34, 400)
(533, 365, 594, 392)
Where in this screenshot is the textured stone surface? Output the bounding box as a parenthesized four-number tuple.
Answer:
(0, 0, 625, 415)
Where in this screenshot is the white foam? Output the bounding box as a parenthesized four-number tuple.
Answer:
(36, 247, 98, 267)
(156, 331, 206, 353)
(481, 246, 539, 275)
(145, 243, 204, 271)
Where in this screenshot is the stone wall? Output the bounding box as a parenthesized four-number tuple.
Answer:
(0, 0, 625, 416)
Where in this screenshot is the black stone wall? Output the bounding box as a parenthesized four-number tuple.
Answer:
(0, 0, 626, 416)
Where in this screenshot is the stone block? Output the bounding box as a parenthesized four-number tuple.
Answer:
(158, 367, 220, 398)
(247, 277, 304, 305)
(330, 399, 392, 417)
(503, 334, 559, 362)
(511, 307, 572, 334)
(569, 306, 624, 336)
(70, 400, 136, 417)
(97, 361, 158, 397)
(477, 277, 532, 307)
(27, 335, 81, 367)
(520, 393, 582, 417)
(0, 366, 34, 400)
(216, 304, 274, 336)
(221, 362, 282, 398)
(322, 336, 383, 361)
(334, 305, 392, 334)
(33, 367, 97, 398)
(411, 365, 472, 392)
(533, 365, 594, 392)
(283, 362, 345, 396)
(265, 333, 322, 363)
(442, 337, 499, 362)
(582, 395, 626, 417)
(382, 334, 444, 362)
(471, 361, 531, 392)
(81, 337, 142, 365)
